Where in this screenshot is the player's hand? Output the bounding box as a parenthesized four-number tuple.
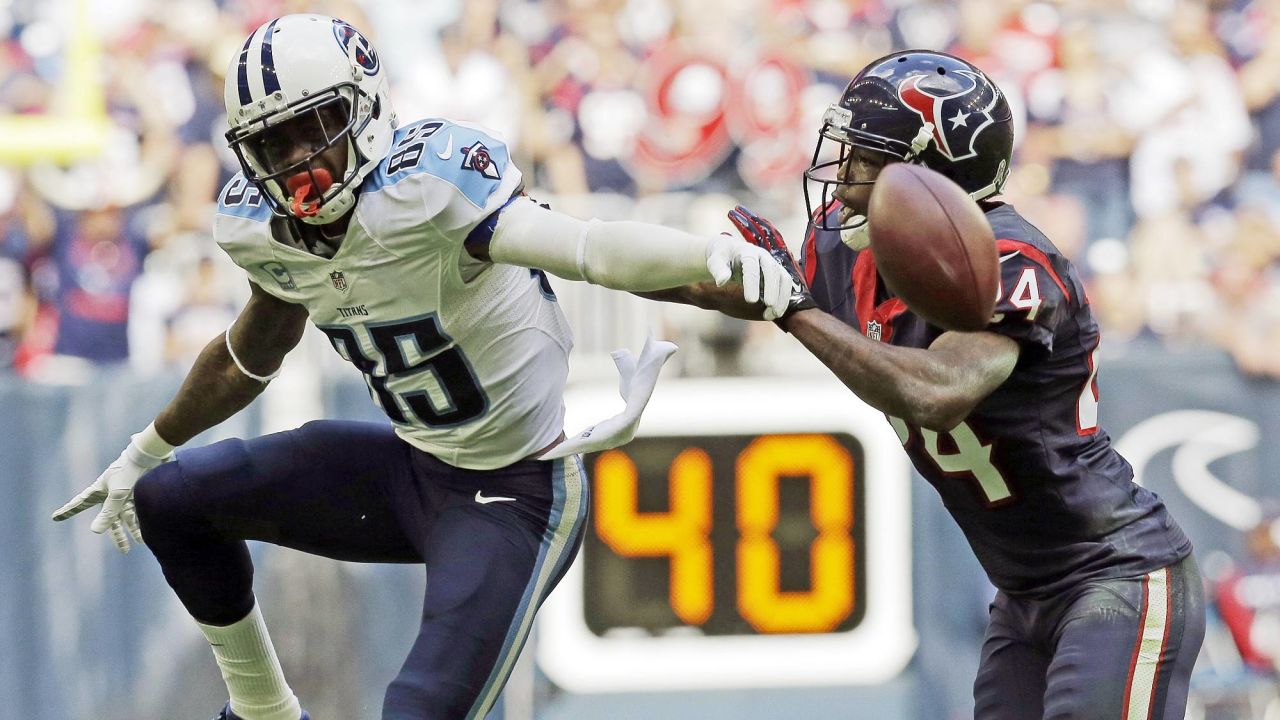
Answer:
(727, 205, 817, 327)
(705, 229, 792, 320)
(541, 334, 678, 460)
(51, 437, 172, 553)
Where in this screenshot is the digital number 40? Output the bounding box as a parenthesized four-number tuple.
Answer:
(593, 434, 857, 634)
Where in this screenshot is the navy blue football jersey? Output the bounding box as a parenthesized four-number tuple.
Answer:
(801, 201, 1192, 597)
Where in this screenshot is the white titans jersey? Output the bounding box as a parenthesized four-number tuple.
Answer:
(214, 118, 574, 469)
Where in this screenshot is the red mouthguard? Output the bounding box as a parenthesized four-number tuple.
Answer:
(286, 168, 334, 217)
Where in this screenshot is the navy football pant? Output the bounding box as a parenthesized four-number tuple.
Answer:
(133, 420, 588, 720)
(973, 554, 1204, 720)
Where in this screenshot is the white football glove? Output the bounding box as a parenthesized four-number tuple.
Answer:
(52, 425, 174, 553)
(540, 334, 678, 460)
(705, 234, 791, 320)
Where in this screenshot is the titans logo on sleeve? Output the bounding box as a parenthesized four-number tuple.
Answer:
(462, 142, 502, 180)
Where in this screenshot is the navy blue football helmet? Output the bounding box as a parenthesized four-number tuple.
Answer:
(804, 50, 1014, 235)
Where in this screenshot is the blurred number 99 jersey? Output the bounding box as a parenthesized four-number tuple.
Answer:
(215, 118, 573, 470)
(803, 199, 1193, 597)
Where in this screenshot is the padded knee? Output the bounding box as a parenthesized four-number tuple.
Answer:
(133, 460, 195, 536)
(133, 455, 255, 625)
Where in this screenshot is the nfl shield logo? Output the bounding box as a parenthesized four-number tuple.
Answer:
(329, 271, 348, 292)
(866, 320, 882, 341)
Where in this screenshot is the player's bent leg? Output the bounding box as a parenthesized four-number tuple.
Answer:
(973, 593, 1049, 720)
(383, 455, 589, 720)
(1042, 554, 1205, 720)
(133, 420, 426, 720)
(134, 420, 424, 622)
(133, 458, 254, 623)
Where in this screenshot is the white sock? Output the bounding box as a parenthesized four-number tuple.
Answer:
(196, 602, 303, 720)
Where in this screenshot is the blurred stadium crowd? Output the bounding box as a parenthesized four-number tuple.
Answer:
(2, 0, 1280, 380)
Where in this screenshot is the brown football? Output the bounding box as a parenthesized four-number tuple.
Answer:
(867, 163, 998, 332)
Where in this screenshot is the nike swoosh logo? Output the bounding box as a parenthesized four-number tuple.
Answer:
(475, 491, 516, 504)
(436, 135, 453, 160)
(999, 251, 1020, 263)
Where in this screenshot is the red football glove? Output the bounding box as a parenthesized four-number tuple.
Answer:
(727, 205, 816, 329)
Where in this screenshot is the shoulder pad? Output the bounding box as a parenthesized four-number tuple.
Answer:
(364, 118, 513, 208)
(216, 175, 272, 222)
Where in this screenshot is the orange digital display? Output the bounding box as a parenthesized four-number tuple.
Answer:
(584, 433, 866, 637)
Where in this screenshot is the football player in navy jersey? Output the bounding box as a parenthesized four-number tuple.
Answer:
(652, 50, 1204, 720)
(48, 14, 794, 720)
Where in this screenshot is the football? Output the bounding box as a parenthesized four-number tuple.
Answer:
(867, 163, 999, 332)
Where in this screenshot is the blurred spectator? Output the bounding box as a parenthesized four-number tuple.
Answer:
(1191, 521, 1280, 719)
(40, 205, 152, 367)
(1128, 0, 1251, 220)
(1203, 208, 1280, 377)
(1082, 238, 1159, 345)
(0, 174, 54, 373)
(0, 253, 21, 369)
(161, 255, 238, 369)
(0, 0, 1276, 379)
(1229, 0, 1280, 172)
(527, 0, 647, 198)
(1214, 516, 1280, 674)
(1128, 211, 1216, 344)
(1235, 147, 1280, 225)
(1030, 16, 1137, 248)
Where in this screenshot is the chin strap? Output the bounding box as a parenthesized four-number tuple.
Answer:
(840, 218, 871, 251)
(836, 121, 933, 252)
(906, 122, 935, 160)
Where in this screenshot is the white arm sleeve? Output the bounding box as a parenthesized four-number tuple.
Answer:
(488, 197, 714, 291)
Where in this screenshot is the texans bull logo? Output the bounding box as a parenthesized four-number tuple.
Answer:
(332, 19, 379, 76)
(896, 70, 999, 162)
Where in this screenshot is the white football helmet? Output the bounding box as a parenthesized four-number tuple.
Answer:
(224, 14, 397, 225)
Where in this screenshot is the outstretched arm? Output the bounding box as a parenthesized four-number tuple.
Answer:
(786, 309, 1019, 431)
(636, 282, 766, 321)
(154, 281, 309, 445)
(638, 206, 816, 322)
(470, 197, 792, 318)
(647, 280, 1019, 428)
(667, 205, 1019, 430)
(646, 285, 1019, 429)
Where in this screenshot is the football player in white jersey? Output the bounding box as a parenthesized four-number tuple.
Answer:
(50, 14, 793, 720)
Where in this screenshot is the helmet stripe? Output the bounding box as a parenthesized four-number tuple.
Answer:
(259, 18, 281, 96)
(235, 29, 254, 106)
